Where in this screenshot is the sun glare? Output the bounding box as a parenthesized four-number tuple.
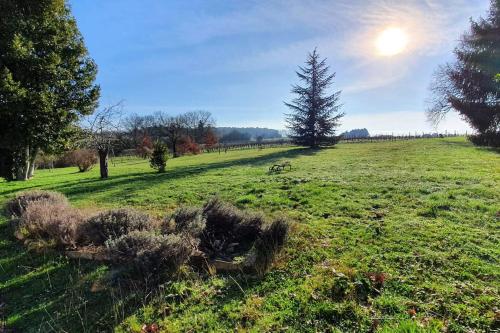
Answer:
(376, 28, 408, 56)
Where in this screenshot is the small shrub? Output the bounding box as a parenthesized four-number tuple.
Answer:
(106, 231, 192, 276)
(202, 197, 244, 234)
(150, 141, 168, 173)
(83, 209, 152, 245)
(178, 136, 201, 155)
(6, 190, 69, 218)
(18, 200, 85, 248)
(253, 217, 289, 275)
(203, 130, 218, 148)
(164, 206, 206, 237)
(69, 149, 98, 172)
(201, 197, 264, 258)
(233, 212, 264, 244)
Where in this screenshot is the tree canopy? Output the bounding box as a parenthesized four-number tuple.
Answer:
(0, 0, 100, 180)
(427, 0, 500, 144)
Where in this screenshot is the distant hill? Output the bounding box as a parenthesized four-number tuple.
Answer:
(215, 127, 282, 141)
(341, 128, 370, 138)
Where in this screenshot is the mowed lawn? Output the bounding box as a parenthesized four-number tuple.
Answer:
(0, 137, 499, 332)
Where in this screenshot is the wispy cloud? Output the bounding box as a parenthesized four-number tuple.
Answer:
(175, 0, 487, 92)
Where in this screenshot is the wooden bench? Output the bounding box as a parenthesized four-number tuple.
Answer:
(269, 161, 292, 172)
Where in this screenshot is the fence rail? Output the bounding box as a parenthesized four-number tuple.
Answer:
(339, 133, 464, 144)
(203, 133, 466, 153)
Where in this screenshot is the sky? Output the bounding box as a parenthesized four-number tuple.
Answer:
(70, 0, 491, 134)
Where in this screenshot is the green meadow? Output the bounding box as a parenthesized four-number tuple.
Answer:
(1, 137, 499, 332)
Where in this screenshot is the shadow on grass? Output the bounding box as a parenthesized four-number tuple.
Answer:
(0, 219, 158, 332)
(3, 147, 320, 203)
(440, 138, 500, 153)
(0, 147, 319, 331)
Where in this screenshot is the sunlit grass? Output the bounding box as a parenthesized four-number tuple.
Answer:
(0, 137, 499, 332)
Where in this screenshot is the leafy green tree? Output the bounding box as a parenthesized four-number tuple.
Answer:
(0, 0, 100, 180)
(428, 0, 500, 144)
(285, 49, 343, 148)
(150, 141, 168, 173)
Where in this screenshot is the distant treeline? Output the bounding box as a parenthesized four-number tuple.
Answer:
(216, 127, 282, 142)
(341, 128, 370, 138)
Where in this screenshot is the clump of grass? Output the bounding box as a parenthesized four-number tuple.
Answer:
(17, 200, 85, 249)
(106, 231, 192, 277)
(5, 190, 68, 218)
(252, 217, 289, 275)
(82, 209, 153, 245)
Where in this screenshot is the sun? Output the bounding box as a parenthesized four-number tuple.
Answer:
(376, 27, 408, 56)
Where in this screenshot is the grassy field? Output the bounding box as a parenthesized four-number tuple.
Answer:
(0, 137, 499, 332)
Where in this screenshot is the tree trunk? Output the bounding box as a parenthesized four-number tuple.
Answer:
(98, 149, 109, 179)
(15, 146, 30, 181)
(27, 147, 39, 179)
(172, 140, 178, 158)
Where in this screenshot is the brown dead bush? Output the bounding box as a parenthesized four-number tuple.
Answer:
(106, 231, 193, 277)
(252, 217, 289, 275)
(200, 197, 264, 259)
(82, 209, 153, 245)
(18, 200, 86, 248)
(6, 190, 69, 218)
(69, 149, 98, 172)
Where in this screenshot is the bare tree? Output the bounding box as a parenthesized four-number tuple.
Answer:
(123, 113, 145, 147)
(183, 111, 216, 142)
(426, 64, 455, 128)
(83, 102, 123, 179)
(155, 111, 187, 157)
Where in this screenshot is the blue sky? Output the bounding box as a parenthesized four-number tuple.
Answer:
(70, 0, 490, 134)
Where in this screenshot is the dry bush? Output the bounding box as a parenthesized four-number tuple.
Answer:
(18, 200, 85, 248)
(69, 149, 98, 172)
(200, 197, 264, 258)
(177, 136, 201, 155)
(82, 209, 152, 245)
(106, 231, 192, 276)
(164, 206, 206, 237)
(252, 217, 289, 275)
(6, 190, 69, 218)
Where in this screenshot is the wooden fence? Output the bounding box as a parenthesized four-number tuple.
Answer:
(203, 133, 466, 153)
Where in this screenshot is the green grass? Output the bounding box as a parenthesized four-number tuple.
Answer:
(0, 137, 499, 332)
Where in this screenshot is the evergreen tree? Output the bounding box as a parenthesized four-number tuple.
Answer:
(0, 0, 100, 180)
(285, 49, 343, 147)
(428, 0, 500, 145)
(150, 141, 168, 173)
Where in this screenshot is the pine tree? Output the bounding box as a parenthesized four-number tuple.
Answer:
(150, 141, 168, 173)
(428, 0, 500, 145)
(285, 49, 344, 147)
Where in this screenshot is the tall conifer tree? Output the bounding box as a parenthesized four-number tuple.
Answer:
(285, 49, 343, 147)
(428, 0, 500, 145)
